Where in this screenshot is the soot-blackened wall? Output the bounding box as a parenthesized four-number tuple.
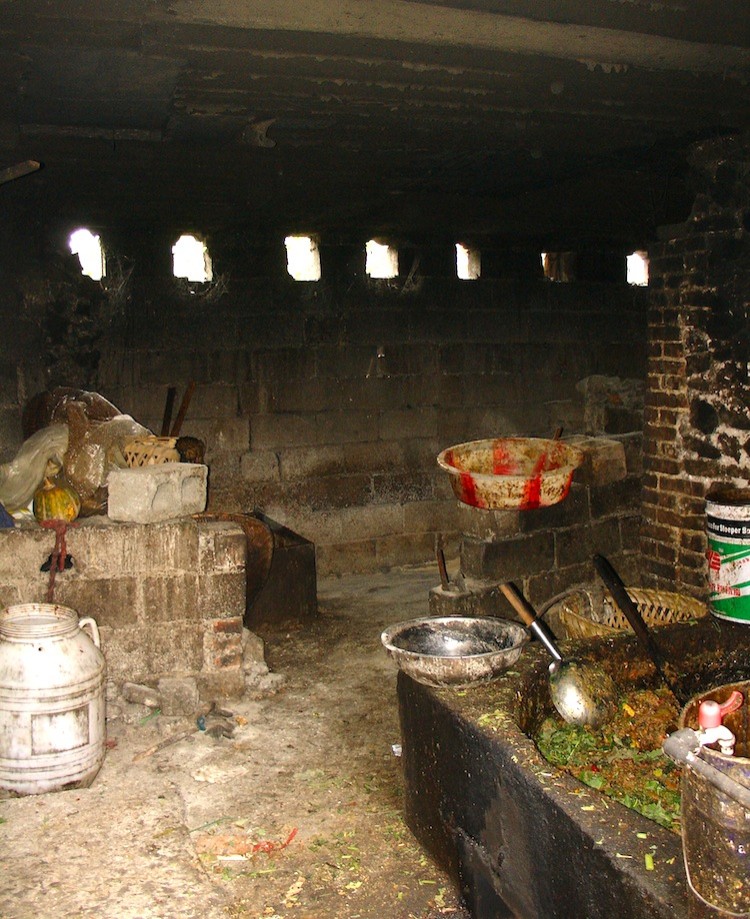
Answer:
(642, 133, 750, 594)
(0, 226, 648, 573)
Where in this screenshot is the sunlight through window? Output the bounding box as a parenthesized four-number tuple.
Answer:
(456, 243, 480, 280)
(365, 240, 398, 279)
(541, 251, 576, 282)
(172, 234, 212, 282)
(627, 251, 649, 286)
(69, 228, 105, 281)
(285, 235, 321, 281)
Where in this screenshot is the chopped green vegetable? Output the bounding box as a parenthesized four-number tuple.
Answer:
(535, 688, 682, 834)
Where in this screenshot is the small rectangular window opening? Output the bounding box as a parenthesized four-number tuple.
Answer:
(173, 234, 212, 282)
(366, 240, 398, 279)
(69, 228, 105, 281)
(627, 251, 649, 286)
(456, 243, 481, 280)
(541, 251, 576, 282)
(285, 235, 321, 281)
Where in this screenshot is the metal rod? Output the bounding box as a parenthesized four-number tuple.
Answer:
(435, 538, 450, 590)
(170, 381, 196, 437)
(0, 160, 40, 185)
(160, 386, 177, 436)
(663, 729, 750, 811)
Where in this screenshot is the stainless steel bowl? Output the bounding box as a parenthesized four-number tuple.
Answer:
(381, 616, 528, 688)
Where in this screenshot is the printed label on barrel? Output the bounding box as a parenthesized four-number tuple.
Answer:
(707, 509, 750, 623)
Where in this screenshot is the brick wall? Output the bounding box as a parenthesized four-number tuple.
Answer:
(97, 241, 647, 573)
(641, 133, 750, 595)
(0, 518, 247, 699)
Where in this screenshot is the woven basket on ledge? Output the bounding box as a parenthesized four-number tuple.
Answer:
(554, 586, 708, 640)
(123, 436, 180, 468)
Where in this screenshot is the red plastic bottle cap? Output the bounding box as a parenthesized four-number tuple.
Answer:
(699, 700, 722, 729)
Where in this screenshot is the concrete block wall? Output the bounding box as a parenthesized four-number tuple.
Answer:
(0, 230, 648, 576)
(0, 518, 247, 699)
(90, 241, 648, 574)
(641, 133, 750, 596)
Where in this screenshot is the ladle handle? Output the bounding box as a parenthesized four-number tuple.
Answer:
(593, 554, 686, 705)
(500, 582, 563, 663)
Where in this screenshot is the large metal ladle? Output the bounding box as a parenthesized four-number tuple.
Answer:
(500, 581, 619, 729)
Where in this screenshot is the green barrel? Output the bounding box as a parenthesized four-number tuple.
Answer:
(706, 488, 750, 624)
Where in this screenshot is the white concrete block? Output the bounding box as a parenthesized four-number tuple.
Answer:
(107, 464, 208, 523)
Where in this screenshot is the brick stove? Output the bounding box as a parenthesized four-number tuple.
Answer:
(0, 517, 248, 701)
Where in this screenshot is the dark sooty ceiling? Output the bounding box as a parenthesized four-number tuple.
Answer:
(0, 1, 748, 246)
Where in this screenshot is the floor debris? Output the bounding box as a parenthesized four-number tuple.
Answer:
(0, 568, 470, 919)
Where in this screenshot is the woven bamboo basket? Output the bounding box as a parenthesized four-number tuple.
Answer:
(553, 586, 708, 640)
(123, 436, 180, 468)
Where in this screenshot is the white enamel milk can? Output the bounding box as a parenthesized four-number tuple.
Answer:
(0, 602, 106, 794)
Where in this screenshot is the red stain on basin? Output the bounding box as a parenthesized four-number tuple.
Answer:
(519, 446, 556, 509)
(438, 437, 583, 511)
(492, 441, 515, 475)
(459, 471, 486, 508)
(521, 474, 543, 510)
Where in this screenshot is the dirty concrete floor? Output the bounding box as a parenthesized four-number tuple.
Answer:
(0, 567, 471, 919)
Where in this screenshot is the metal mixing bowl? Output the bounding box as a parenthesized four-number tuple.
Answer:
(381, 616, 528, 687)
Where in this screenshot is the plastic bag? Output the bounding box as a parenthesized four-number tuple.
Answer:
(22, 387, 121, 439)
(21, 388, 153, 515)
(64, 403, 150, 501)
(0, 424, 69, 511)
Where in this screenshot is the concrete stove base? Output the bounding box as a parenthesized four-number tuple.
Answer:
(397, 618, 750, 919)
(428, 578, 507, 619)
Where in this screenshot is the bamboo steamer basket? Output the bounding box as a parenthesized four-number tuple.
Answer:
(123, 435, 180, 467)
(552, 586, 708, 640)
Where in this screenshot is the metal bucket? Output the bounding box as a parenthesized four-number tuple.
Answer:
(678, 682, 750, 918)
(706, 489, 750, 624)
(0, 603, 106, 795)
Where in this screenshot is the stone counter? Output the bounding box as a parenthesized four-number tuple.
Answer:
(397, 618, 750, 918)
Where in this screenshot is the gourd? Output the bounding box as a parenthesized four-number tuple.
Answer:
(33, 477, 81, 523)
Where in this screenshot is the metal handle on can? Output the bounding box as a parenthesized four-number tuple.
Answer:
(78, 616, 101, 648)
(663, 728, 750, 811)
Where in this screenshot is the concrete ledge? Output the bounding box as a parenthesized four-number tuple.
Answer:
(0, 517, 247, 701)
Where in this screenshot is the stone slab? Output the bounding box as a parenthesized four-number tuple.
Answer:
(568, 435, 628, 486)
